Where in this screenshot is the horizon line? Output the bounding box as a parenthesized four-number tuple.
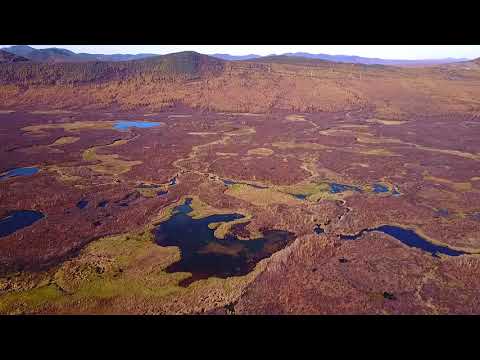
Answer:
(0, 45, 476, 61)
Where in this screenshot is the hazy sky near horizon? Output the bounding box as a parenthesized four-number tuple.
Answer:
(2, 45, 480, 60)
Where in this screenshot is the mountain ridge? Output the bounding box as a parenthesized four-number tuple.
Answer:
(2, 46, 471, 66)
(0, 51, 225, 85)
(1, 50, 480, 115)
(2, 46, 158, 63)
(211, 52, 469, 66)
(0, 50, 30, 63)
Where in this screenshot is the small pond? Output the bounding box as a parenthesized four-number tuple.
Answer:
(76, 200, 88, 209)
(0, 210, 45, 237)
(372, 183, 389, 193)
(97, 200, 109, 208)
(340, 225, 466, 257)
(154, 198, 296, 286)
(314, 224, 324, 235)
(0, 167, 39, 181)
(329, 183, 362, 194)
(293, 194, 308, 200)
(113, 121, 162, 131)
(169, 177, 177, 186)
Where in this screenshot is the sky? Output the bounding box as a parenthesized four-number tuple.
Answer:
(2, 45, 480, 60)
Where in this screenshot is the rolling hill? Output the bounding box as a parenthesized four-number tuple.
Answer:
(1, 45, 157, 63)
(3, 46, 469, 67)
(1, 51, 480, 116)
(0, 50, 29, 63)
(212, 52, 468, 66)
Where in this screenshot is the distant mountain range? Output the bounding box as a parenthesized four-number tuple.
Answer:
(0, 46, 471, 67)
(211, 52, 469, 66)
(1, 46, 157, 63)
(0, 50, 29, 63)
(210, 54, 263, 61)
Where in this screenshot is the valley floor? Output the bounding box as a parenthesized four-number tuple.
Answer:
(1, 107, 480, 314)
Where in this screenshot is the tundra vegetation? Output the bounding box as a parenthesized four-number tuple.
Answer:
(1, 52, 480, 314)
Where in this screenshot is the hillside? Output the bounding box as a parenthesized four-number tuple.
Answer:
(3, 46, 84, 63)
(0, 50, 29, 63)
(2, 46, 158, 63)
(211, 53, 262, 61)
(281, 52, 469, 66)
(0, 51, 225, 85)
(211, 52, 468, 66)
(1, 51, 480, 115)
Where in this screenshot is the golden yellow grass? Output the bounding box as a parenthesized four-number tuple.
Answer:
(318, 129, 356, 136)
(226, 127, 256, 136)
(46, 166, 82, 182)
(354, 148, 399, 156)
(366, 118, 407, 125)
(22, 121, 114, 135)
(105, 138, 134, 147)
(136, 185, 168, 198)
(49, 136, 80, 146)
(214, 217, 260, 240)
(83, 148, 142, 176)
(285, 114, 307, 122)
(219, 112, 264, 116)
(337, 124, 371, 129)
(415, 145, 480, 161)
(424, 175, 473, 192)
(357, 134, 480, 161)
(351, 163, 370, 168)
(356, 135, 403, 145)
(0, 230, 186, 314)
(188, 132, 218, 136)
(216, 152, 238, 156)
(272, 141, 328, 150)
(30, 110, 77, 115)
(276, 182, 331, 201)
(225, 184, 300, 207)
(18, 146, 63, 154)
(247, 148, 274, 156)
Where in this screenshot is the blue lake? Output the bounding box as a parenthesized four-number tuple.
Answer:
(97, 200, 109, 208)
(373, 183, 389, 193)
(0, 167, 39, 181)
(113, 121, 162, 131)
(154, 198, 296, 286)
(76, 200, 89, 209)
(340, 225, 466, 257)
(0, 210, 45, 237)
(223, 179, 236, 186)
(330, 183, 362, 194)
